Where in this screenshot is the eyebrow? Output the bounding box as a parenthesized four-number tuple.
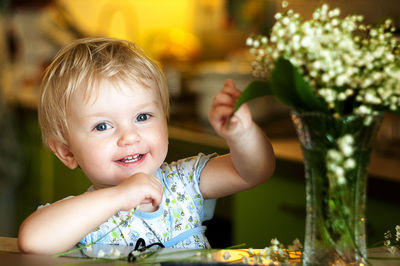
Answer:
(84, 99, 162, 118)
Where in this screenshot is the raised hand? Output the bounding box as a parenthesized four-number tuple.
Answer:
(208, 79, 253, 141)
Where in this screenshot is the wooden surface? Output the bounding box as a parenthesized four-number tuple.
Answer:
(0, 237, 87, 265)
(1, 237, 399, 265)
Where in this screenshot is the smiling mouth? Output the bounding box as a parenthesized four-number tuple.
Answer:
(118, 154, 144, 163)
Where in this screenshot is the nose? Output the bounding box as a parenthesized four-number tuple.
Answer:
(117, 126, 140, 146)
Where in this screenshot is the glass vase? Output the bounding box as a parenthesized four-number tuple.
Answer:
(291, 111, 383, 265)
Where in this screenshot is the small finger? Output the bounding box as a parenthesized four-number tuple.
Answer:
(222, 80, 241, 97)
(210, 105, 234, 119)
(212, 92, 236, 108)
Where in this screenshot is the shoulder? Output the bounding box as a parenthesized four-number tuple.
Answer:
(159, 153, 218, 180)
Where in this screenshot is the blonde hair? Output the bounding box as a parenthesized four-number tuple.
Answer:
(38, 37, 169, 147)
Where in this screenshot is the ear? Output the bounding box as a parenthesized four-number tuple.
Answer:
(47, 138, 79, 169)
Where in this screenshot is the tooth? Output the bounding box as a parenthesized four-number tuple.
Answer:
(121, 154, 142, 163)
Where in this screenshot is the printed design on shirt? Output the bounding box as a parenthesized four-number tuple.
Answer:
(79, 153, 216, 249)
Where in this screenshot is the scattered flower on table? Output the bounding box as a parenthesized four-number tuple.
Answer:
(397, 225, 400, 241)
(384, 225, 400, 254)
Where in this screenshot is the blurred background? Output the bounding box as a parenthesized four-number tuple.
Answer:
(0, 0, 400, 249)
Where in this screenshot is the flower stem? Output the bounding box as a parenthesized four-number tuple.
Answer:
(53, 208, 137, 258)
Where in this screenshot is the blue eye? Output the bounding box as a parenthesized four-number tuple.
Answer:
(137, 114, 150, 122)
(94, 122, 111, 131)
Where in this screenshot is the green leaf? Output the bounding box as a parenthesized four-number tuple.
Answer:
(270, 57, 328, 112)
(234, 80, 271, 111)
(293, 63, 329, 113)
(234, 57, 329, 114)
(270, 57, 304, 108)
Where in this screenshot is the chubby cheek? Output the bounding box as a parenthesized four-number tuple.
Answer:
(78, 140, 111, 169)
(80, 147, 118, 187)
(158, 136, 169, 161)
(151, 124, 169, 161)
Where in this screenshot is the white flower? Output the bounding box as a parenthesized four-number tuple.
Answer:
(345, 89, 354, 96)
(97, 249, 105, 258)
(264, 247, 271, 255)
(338, 135, 354, 146)
(384, 230, 392, 240)
(340, 145, 354, 157)
(261, 36, 268, 44)
(282, 17, 290, 26)
(109, 247, 121, 258)
(274, 12, 282, 20)
(313, 10, 320, 20)
(388, 246, 398, 254)
(277, 28, 285, 37)
(249, 48, 257, 55)
(313, 61, 322, 70)
(277, 42, 285, 51)
(337, 176, 346, 185)
(288, 238, 303, 251)
(334, 166, 345, 177)
(338, 92, 348, 101)
(330, 8, 340, 17)
(322, 73, 330, 83)
(288, 22, 297, 34)
(343, 158, 356, 169)
(259, 249, 265, 257)
(246, 3, 400, 115)
(130, 250, 141, 257)
(335, 75, 346, 87)
(355, 105, 373, 115)
(365, 92, 381, 104)
(223, 251, 231, 260)
(85, 245, 93, 256)
(386, 53, 394, 61)
(271, 238, 280, 246)
(301, 36, 312, 47)
(327, 149, 343, 162)
(278, 248, 287, 257)
(319, 88, 337, 103)
(327, 162, 338, 172)
(292, 238, 303, 248)
(246, 37, 253, 46)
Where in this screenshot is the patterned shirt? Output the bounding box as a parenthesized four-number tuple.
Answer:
(79, 153, 217, 249)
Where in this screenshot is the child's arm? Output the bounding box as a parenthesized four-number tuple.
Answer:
(201, 79, 275, 199)
(18, 172, 163, 255)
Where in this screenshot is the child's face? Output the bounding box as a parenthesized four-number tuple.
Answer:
(65, 78, 168, 189)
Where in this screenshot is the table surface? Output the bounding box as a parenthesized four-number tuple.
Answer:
(1, 237, 400, 265)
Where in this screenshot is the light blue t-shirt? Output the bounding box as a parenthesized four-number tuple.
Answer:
(79, 153, 217, 249)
